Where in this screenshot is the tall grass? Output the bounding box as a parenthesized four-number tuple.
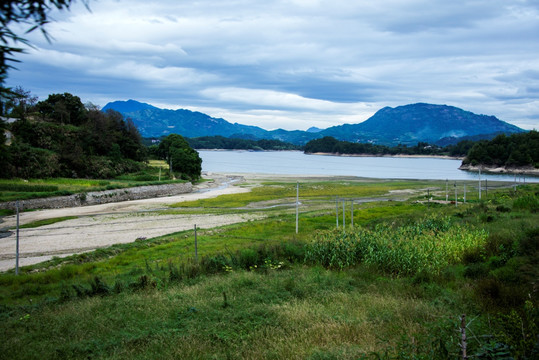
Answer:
(305, 216, 488, 275)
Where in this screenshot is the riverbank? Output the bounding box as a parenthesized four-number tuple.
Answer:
(459, 164, 539, 176)
(0, 174, 250, 271)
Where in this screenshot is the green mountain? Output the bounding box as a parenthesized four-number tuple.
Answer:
(320, 103, 525, 146)
(102, 100, 271, 139)
(103, 101, 525, 146)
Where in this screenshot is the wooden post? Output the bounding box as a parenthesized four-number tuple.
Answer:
(445, 179, 448, 202)
(460, 314, 467, 360)
(15, 200, 20, 275)
(485, 179, 488, 198)
(464, 184, 466, 203)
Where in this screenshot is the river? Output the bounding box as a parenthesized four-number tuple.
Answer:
(199, 150, 538, 182)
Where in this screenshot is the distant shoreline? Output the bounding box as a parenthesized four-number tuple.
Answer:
(458, 164, 539, 176)
(305, 152, 464, 160)
(197, 149, 464, 160)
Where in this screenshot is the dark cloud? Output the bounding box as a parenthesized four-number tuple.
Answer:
(5, 0, 539, 130)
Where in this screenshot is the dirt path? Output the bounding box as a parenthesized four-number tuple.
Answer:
(0, 173, 252, 271)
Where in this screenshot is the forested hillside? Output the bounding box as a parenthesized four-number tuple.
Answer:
(303, 136, 474, 157)
(186, 136, 299, 151)
(1, 91, 147, 178)
(462, 131, 538, 168)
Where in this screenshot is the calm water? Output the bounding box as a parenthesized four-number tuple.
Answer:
(199, 150, 538, 182)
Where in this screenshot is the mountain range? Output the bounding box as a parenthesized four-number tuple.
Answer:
(102, 100, 525, 146)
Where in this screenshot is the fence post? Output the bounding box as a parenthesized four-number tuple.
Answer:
(350, 200, 354, 228)
(464, 184, 466, 203)
(446, 179, 448, 202)
(342, 199, 345, 228)
(194, 224, 198, 262)
(454, 182, 458, 207)
(295, 181, 299, 234)
(479, 169, 482, 200)
(336, 197, 339, 229)
(16, 200, 20, 275)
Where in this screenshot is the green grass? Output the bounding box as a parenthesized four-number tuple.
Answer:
(18, 216, 78, 229)
(0, 171, 186, 202)
(0, 180, 537, 359)
(0, 266, 469, 359)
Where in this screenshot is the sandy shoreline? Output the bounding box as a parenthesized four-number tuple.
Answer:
(0, 173, 253, 271)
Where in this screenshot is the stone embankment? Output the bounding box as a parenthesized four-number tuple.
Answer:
(0, 182, 192, 211)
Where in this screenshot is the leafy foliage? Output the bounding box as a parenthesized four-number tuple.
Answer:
(1, 1, 85, 97)
(2, 91, 147, 178)
(463, 131, 539, 168)
(186, 135, 299, 150)
(157, 134, 202, 180)
(305, 216, 488, 275)
(304, 136, 458, 156)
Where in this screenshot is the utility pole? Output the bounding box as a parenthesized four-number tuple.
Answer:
(15, 200, 20, 275)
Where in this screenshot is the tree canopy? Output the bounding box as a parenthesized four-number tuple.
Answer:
(157, 134, 202, 181)
(2, 90, 147, 178)
(462, 131, 538, 168)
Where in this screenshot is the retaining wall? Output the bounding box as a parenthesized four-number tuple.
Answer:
(0, 182, 192, 211)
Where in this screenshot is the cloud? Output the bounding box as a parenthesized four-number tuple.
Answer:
(5, 0, 539, 131)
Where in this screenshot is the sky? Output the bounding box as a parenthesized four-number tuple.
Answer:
(6, 0, 539, 131)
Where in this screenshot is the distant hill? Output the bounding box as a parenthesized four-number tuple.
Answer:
(434, 131, 511, 147)
(319, 103, 525, 146)
(102, 100, 270, 139)
(103, 100, 525, 146)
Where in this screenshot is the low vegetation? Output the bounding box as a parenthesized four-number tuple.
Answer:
(0, 163, 184, 202)
(0, 179, 537, 359)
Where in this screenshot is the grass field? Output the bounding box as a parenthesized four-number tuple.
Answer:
(0, 178, 537, 359)
(0, 163, 183, 202)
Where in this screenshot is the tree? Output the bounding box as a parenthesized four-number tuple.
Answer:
(158, 134, 202, 180)
(36, 92, 87, 125)
(3, 85, 38, 118)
